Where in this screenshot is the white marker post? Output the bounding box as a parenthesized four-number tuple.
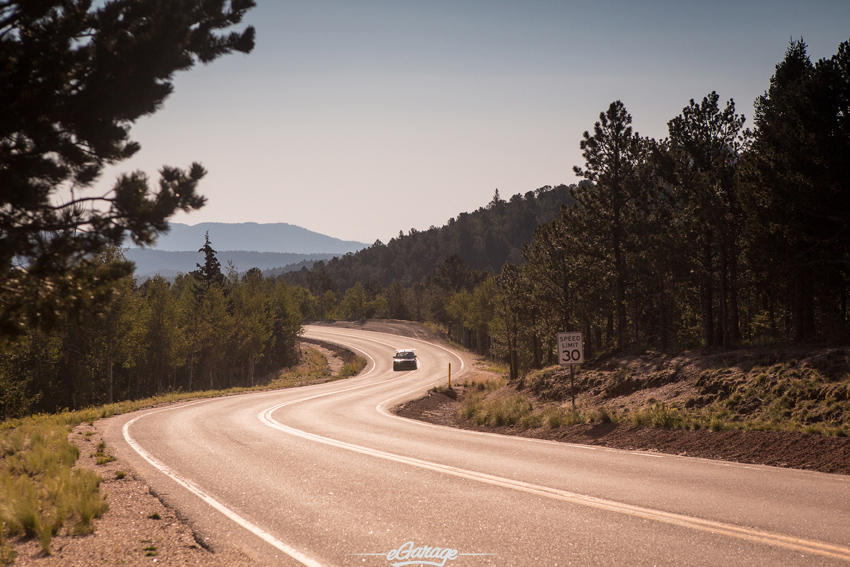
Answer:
(557, 332, 584, 410)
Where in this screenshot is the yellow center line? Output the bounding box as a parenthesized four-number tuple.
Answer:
(260, 402, 850, 562)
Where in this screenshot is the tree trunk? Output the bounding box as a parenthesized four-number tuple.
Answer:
(584, 318, 593, 359)
(508, 312, 519, 381)
(791, 265, 806, 342)
(660, 284, 670, 350)
(701, 234, 715, 347)
(720, 243, 730, 348)
(613, 231, 627, 350)
(729, 238, 741, 346)
(107, 354, 114, 404)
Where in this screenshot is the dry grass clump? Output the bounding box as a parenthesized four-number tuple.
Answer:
(339, 354, 368, 378)
(628, 401, 689, 429)
(0, 415, 109, 559)
(460, 391, 533, 426)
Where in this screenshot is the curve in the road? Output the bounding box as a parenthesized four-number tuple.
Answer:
(258, 383, 850, 563)
(118, 329, 850, 566)
(122, 402, 326, 567)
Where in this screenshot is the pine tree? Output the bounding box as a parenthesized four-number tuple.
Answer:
(572, 101, 643, 349)
(196, 232, 225, 291)
(0, 0, 255, 343)
(742, 39, 850, 341)
(667, 92, 746, 347)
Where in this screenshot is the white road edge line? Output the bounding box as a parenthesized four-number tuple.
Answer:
(122, 404, 326, 567)
(289, 329, 850, 561)
(258, 402, 850, 562)
(122, 329, 850, 565)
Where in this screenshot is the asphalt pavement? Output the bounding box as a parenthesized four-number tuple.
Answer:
(103, 325, 850, 566)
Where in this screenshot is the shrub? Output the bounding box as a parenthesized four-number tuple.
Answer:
(594, 407, 612, 424)
(459, 391, 533, 426)
(631, 402, 687, 429)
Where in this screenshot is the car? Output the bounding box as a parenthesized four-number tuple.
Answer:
(393, 349, 417, 371)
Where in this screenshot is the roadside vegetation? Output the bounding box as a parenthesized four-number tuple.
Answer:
(0, 411, 110, 560)
(0, 239, 306, 421)
(455, 348, 850, 438)
(0, 345, 363, 563)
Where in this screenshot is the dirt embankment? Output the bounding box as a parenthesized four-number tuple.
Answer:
(396, 340, 850, 476)
(397, 391, 850, 475)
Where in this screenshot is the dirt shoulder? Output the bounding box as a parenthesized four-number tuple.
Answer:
(9, 422, 259, 567)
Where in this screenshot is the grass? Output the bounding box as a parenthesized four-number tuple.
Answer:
(0, 523, 14, 565)
(460, 392, 534, 426)
(92, 441, 116, 466)
(629, 402, 688, 429)
(462, 377, 507, 393)
(457, 354, 850, 438)
(339, 354, 368, 378)
(141, 540, 157, 556)
(0, 344, 359, 561)
(0, 414, 109, 556)
(683, 363, 850, 435)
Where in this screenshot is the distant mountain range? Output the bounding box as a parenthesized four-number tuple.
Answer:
(133, 222, 368, 254)
(125, 222, 369, 280)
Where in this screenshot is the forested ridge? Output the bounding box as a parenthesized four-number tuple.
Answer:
(284, 185, 573, 290)
(288, 38, 850, 380)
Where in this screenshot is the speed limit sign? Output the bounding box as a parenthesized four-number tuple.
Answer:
(557, 332, 583, 365)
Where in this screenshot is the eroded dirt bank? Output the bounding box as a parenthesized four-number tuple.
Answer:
(396, 389, 850, 475)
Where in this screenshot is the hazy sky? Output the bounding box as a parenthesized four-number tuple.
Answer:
(99, 1, 850, 245)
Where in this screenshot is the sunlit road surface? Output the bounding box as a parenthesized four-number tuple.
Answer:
(103, 325, 850, 566)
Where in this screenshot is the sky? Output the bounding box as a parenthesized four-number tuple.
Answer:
(98, 1, 850, 246)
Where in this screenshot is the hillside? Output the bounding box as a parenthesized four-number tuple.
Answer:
(124, 222, 369, 279)
(284, 185, 574, 290)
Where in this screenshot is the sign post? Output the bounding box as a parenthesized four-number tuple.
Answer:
(558, 332, 584, 410)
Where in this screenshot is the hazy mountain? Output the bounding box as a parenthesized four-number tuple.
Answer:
(125, 249, 339, 281)
(124, 222, 369, 280)
(131, 222, 368, 254)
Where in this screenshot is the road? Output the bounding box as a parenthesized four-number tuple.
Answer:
(103, 325, 850, 566)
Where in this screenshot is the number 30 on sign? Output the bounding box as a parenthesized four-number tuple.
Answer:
(557, 332, 584, 365)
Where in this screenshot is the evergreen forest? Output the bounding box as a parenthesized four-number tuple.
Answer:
(286, 38, 850, 380)
(2, 8, 849, 419)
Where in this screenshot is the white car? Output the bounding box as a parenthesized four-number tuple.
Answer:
(392, 349, 417, 371)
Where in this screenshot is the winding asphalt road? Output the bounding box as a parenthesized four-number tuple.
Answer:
(103, 325, 850, 566)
